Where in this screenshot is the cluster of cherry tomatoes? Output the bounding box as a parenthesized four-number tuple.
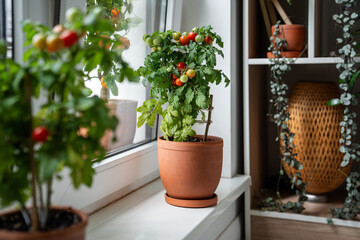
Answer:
(173, 27, 213, 46)
(171, 62, 196, 87)
(32, 8, 82, 52)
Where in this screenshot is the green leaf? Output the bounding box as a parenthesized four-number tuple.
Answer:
(326, 98, 341, 106)
(196, 93, 208, 108)
(185, 89, 195, 104)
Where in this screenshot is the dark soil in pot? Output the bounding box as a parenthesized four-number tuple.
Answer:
(0, 208, 81, 232)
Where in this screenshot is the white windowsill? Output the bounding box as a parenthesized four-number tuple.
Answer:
(86, 175, 251, 240)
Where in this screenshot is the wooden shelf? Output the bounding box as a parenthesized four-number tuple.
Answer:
(248, 57, 344, 65)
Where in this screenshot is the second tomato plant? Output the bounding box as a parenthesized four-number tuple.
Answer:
(137, 25, 229, 142)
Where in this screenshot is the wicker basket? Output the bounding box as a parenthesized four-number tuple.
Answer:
(282, 81, 351, 195)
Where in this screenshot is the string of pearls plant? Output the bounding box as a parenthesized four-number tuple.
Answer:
(327, 0, 360, 222)
(261, 22, 307, 213)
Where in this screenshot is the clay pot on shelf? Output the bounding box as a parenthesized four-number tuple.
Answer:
(282, 81, 351, 195)
(0, 206, 87, 240)
(158, 135, 223, 208)
(267, 24, 306, 58)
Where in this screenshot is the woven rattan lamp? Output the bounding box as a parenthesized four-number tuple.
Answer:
(282, 81, 351, 195)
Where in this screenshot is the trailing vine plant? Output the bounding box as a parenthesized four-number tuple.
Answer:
(327, 0, 360, 221)
(260, 22, 307, 213)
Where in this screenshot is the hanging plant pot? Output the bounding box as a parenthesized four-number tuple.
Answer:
(267, 24, 306, 58)
(0, 206, 87, 240)
(282, 81, 351, 194)
(158, 135, 223, 208)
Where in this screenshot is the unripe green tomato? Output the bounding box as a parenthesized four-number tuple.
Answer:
(192, 27, 199, 33)
(195, 34, 204, 43)
(65, 7, 81, 23)
(182, 32, 188, 36)
(32, 33, 47, 50)
(157, 46, 163, 51)
(173, 32, 181, 40)
(143, 34, 150, 41)
(166, 66, 173, 72)
(180, 74, 188, 83)
(153, 38, 162, 46)
(146, 38, 153, 46)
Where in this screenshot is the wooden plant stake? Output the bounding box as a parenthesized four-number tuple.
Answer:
(204, 95, 213, 142)
(271, 0, 293, 25)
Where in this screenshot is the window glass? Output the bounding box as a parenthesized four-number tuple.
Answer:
(61, 0, 167, 155)
(0, 0, 13, 58)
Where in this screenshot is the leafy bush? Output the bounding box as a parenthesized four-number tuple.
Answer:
(0, 7, 134, 231)
(136, 26, 230, 142)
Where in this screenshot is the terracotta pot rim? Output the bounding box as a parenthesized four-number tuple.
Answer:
(273, 24, 306, 29)
(0, 206, 87, 237)
(158, 135, 223, 143)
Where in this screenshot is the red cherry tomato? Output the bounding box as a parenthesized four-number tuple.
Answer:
(179, 35, 189, 46)
(204, 36, 213, 44)
(175, 78, 184, 86)
(172, 79, 177, 86)
(188, 32, 198, 42)
(176, 62, 186, 70)
(60, 30, 78, 47)
(172, 73, 178, 80)
(32, 126, 49, 143)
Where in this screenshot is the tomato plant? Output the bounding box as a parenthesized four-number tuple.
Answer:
(188, 32, 198, 42)
(179, 35, 189, 46)
(186, 69, 196, 78)
(60, 30, 78, 47)
(32, 33, 47, 50)
(52, 24, 65, 34)
(32, 126, 49, 143)
(204, 36, 213, 44)
(46, 34, 63, 52)
(137, 25, 229, 142)
(180, 75, 188, 83)
(175, 78, 184, 86)
(173, 32, 181, 40)
(177, 62, 186, 70)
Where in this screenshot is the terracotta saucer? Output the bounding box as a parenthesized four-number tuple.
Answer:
(164, 193, 218, 208)
(267, 51, 303, 58)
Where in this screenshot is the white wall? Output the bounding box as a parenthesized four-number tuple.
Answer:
(180, 0, 237, 178)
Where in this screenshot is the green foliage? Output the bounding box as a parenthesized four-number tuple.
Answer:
(329, 0, 360, 221)
(136, 25, 230, 142)
(0, 7, 135, 230)
(263, 22, 307, 213)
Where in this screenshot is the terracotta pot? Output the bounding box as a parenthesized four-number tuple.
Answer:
(271, 24, 305, 52)
(0, 206, 87, 240)
(158, 135, 223, 207)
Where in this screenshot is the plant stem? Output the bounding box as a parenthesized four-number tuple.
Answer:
(25, 74, 39, 231)
(203, 95, 213, 142)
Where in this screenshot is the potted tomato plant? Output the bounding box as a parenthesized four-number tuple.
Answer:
(0, 7, 134, 239)
(137, 26, 230, 208)
(85, 0, 141, 151)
